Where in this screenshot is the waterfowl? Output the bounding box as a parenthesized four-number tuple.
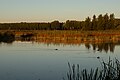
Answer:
(97, 56, 100, 59)
(54, 49, 58, 50)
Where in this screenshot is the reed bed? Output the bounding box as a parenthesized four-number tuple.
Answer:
(66, 58, 120, 80)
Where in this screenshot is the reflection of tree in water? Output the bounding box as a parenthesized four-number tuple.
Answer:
(0, 32, 15, 44)
(109, 43, 115, 52)
(85, 43, 91, 50)
(92, 44, 97, 51)
(0, 31, 119, 53)
(85, 43, 116, 53)
(20, 33, 34, 41)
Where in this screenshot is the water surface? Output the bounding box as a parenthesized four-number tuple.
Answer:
(0, 41, 120, 80)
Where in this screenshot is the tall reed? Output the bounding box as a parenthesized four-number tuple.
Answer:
(66, 58, 120, 80)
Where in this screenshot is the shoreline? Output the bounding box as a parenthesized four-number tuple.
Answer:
(1, 30, 120, 44)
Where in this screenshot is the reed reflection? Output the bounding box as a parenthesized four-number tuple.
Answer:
(17, 34, 119, 53)
(0, 31, 120, 53)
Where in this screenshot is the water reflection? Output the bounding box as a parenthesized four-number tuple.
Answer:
(20, 33, 35, 41)
(16, 34, 120, 53)
(0, 31, 120, 53)
(85, 43, 115, 53)
(0, 31, 120, 80)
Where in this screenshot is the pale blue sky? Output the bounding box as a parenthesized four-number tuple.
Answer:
(0, 0, 120, 22)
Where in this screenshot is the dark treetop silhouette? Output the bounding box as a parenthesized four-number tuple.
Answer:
(0, 13, 120, 31)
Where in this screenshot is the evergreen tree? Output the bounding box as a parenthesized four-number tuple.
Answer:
(83, 17, 91, 30)
(97, 14, 104, 30)
(109, 13, 115, 29)
(92, 15, 97, 30)
(103, 13, 109, 30)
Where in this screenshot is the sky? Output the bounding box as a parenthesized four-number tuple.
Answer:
(0, 0, 120, 23)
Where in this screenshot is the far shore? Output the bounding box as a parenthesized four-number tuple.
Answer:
(0, 30, 120, 35)
(0, 30, 120, 36)
(1, 30, 120, 45)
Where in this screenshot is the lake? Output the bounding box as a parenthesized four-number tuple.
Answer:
(0, 31, 120, 80)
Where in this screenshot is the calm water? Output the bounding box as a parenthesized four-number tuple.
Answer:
(0, 41, 120, 80)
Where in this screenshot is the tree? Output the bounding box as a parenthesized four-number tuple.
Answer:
(97, 14, 104, 30)
(109, 13, 115, 29)
(103, 13, 109, 30)
(83, 17, 91, 30)
(51, 21, 60, 30)
(92, 15, 97, 30)
(64, 20, 70, 30)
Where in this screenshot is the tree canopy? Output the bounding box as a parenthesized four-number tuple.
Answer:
(0, 13, 119, 31)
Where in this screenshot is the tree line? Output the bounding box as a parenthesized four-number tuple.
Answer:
(0, 13, 119, 30)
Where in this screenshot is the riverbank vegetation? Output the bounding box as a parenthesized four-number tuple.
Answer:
(0, 13, 120, 31)
(66, 58, 120, 80)
(0, 31, 15, 43)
